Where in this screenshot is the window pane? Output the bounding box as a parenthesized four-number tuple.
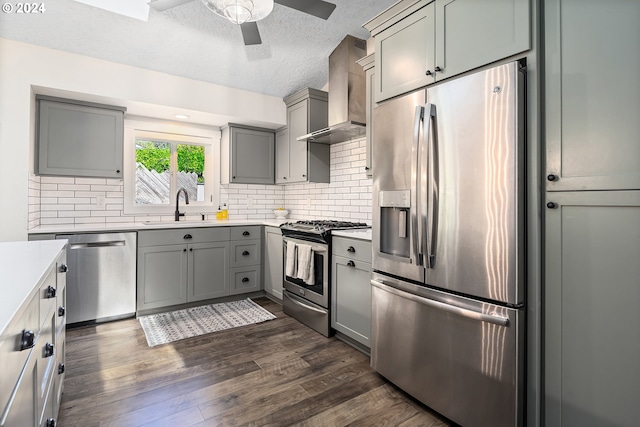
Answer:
(135, 140, 170, 205)
(177, 144, 205, 202)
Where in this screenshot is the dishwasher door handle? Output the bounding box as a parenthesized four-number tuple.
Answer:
(68, 241, 126, 249)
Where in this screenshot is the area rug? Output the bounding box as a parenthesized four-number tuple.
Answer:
(138, 298, 276, 347)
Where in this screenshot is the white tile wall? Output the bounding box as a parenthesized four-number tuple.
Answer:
(27, 137, 372, 227)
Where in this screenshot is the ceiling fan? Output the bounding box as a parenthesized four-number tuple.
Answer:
(148, 0, 337, 45)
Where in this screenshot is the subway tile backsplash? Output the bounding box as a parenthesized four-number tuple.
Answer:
(28, 137, 372, 227)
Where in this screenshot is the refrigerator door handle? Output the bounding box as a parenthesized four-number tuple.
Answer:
(412, 105, 424, 266)
(423, 103, 438, 269)
(371, 279, 510, 327)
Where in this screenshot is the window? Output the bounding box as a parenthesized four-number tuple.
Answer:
(124, 120, 220, 215)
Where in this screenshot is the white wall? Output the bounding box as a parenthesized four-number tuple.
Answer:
(0, 38, 286, 241)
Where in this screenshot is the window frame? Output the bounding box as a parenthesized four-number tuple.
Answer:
(123, 118, 220, 216)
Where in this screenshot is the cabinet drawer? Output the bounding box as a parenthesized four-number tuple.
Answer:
(229, 267, 261, 295)
(138, 227, 230, 247)
(0, 292, 39, 412)
(230, 240, 261, 267)
(39, 266, 57, 329)
(229, 226, 261, 240)
(332, 237, 372, 263)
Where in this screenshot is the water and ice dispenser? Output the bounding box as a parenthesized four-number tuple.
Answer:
(378, 190, 411, 259)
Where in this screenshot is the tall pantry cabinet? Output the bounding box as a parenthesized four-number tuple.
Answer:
(543, 1, 640, 426)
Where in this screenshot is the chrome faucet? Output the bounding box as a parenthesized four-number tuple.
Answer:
(175, 188, 189, 221)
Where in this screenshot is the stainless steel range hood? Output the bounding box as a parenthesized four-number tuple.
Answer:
(298, 35, 367, 144)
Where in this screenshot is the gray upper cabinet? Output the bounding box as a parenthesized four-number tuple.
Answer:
(36, 95, 125, 179)
(545, 0, 640, 191)
(280, 88, 330, 184)
(544, 190, 640, 427)
(356, 53, 375, 178)
(275, 127, 289, 184)
(221, 124, 275, 185)
(365, 0, 530, 103)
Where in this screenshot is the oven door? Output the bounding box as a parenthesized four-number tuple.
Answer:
(282, 236, 329, 308)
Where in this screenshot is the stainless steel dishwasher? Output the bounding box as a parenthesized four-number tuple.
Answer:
(56, 232, 136, 325)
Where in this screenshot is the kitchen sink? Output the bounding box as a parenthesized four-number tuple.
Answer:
(142, 220, 218, 226)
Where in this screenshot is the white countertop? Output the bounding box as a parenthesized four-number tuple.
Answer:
(29, 219, 290, 234)
(332, 229, 372, 241)
(0, 240, 68, 337)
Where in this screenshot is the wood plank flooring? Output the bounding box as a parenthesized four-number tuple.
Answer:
(57, 297, 452, 427)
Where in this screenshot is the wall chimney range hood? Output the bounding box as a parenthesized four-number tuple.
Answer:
(298, 35, 367, 144)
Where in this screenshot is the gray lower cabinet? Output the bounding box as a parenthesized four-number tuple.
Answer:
(189, 242, 229, 300)
(545, 0, 640, 191)
(365, 0, 530, 102)
(36, 95, 125, 179)
(137, 244, 189, 310)
(331, 237, 372, 348)
(544, 191, 640, 427)
(263, 226, 283, 300)
(229, 238, 261, 295)
(221, 123, 275, 185)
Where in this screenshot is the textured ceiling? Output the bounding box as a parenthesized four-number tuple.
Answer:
(0, 0, 397, 99)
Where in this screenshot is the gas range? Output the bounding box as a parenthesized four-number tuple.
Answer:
(280, 220, 370, 241)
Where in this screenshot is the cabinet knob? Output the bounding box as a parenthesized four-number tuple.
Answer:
(434, 66, 443, 72)
(44, 342, 55, 358)
(347, 246, 356, 253)
(183, 234, 193, 240)
(189, 248, 193, 252)
(20, 329, 35, 351)
(302, 174, 307, 178)
(347, 260, 356, 267)
(46, 285, 56, 299)
(242, 251, 250, 256)
(46, 418, 56, 427)
(58, 306, 66, 317)
(547, 202, 558, 209)
(364, 166, 370, 171)
(242, 277, 250, 283)
(183, 248, 187, 252)
(233, 176, 236, 179)
(116, 170, 121, 174)
(58, 363, 65, 375)
(425, 70, 433, 76)
(242, 231, 250, 236)
(59, 264, 68, 273)
(547, 174, 558, 182)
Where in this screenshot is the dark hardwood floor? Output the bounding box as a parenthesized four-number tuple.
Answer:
(58, 297, 451, 427)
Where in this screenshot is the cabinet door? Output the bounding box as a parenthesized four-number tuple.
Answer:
(37, 99, 124, 179)
(137, 245, 188, 310)
(331, 255, 372, 347)
(545, 191, 640, 427)
(374, 2, 435, 102)
(365, 68, 374, 178)
(188, 242, 229, 302)
(263, 226, 283, 300)
(230, 127, 275, 184)
(545, 0, 640, 191)
(275, 128, 289, 184)
(287, 99, 309, 183)
(435, 0, 529, 81)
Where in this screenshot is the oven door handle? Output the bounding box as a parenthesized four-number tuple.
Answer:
(284, 291, 328, 314)
(282, 237, 328, 253)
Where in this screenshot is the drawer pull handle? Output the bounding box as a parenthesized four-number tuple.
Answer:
(46, 285, 57, 299)
(46, 418, 56, 427)
(242, 231, 250, 236)
(347, 246, 356, 253)
(242, 277, 250, 283)
(44, 342, 55, 358)
(20, 330, 35, 351)
(59, 264, 68, 273)
(347, 261, 356, 267)
(58, 306, 66, 317)
(242, 251, 250, 256)
(58, 363, 65, 375)
(183, 234, 193, 240)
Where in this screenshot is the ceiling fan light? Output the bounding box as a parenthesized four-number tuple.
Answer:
(247, 0, 273, 22)
(223, 0, 253, 24)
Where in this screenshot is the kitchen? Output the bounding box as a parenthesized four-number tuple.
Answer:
(1, 0, 639, 426)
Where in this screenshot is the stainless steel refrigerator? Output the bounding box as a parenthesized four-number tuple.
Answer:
(371, 61, 525, 427)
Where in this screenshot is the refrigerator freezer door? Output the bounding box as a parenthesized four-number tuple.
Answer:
(372, 90, 425, 283)
(371, 272, 524, 427)
(424, 61, 525, 305)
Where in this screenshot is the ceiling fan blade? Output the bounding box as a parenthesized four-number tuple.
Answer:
(148, 0, 194, 12)
(274, 0, 336, 20)
(241, 22, 262, 45)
